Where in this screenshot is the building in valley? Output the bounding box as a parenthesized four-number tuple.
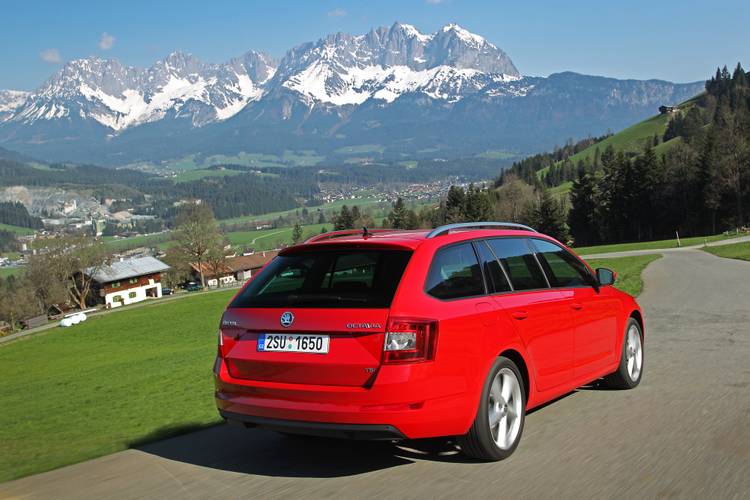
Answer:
(190, 250, 278, 288)
(88, 256, 170, 308)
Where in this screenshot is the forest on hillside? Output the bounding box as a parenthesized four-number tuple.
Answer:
(374, 64, 750, 246)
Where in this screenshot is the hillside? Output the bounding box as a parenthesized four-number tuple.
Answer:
(532, 98, 697, 191)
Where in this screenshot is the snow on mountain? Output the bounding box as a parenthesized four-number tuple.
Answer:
(274, 22, 521, 106)
(0, 90, 31, 122)
(7, 50, 275, 131)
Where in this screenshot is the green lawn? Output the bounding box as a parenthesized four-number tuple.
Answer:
(702, 241, 750, 262)
(584, 254, 662, 296)
(575, 233, 743, 255)
(0, 290, 235, 482)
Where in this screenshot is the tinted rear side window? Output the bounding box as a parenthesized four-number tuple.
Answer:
(531, 239, 593, 288)
(230, 249, 412, 308)
(486, 238, 548, 291)
(425, 242, 485, 300)
(475, 240, 512, 293)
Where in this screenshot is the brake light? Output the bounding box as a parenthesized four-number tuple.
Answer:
(383, 318, 438, 364)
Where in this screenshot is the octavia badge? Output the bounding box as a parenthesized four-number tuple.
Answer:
(280, 311, 294, 328)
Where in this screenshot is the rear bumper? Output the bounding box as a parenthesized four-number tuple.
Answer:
(220, 410, 406, 440)
(214, 355, 476, 439)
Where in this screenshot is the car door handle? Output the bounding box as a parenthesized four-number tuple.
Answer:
(511, 311, 529, 320)
(571, 302, 583, 311)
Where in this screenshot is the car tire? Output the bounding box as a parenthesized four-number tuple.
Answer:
(604, 318, 644, 389)
(459, 356, 526, 461)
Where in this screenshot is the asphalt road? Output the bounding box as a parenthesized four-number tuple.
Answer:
(2, 249, 749, 499)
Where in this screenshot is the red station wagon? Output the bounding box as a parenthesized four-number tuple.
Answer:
(214, 222, 644, 460)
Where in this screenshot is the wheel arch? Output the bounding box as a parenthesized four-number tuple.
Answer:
(499, 349, 530, 404)
(629, 309, 644, 337)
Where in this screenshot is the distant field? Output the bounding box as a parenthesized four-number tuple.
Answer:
(575, 233, 742, 255)
(226, 223, 329, 250)
(219, 197, 384, 225)
(172, 168, 244, 183)
(0, 289, 233, 482)
(476, 150, 517, 160)
(103, 233, 173, 251)
(702, 241, 750, 262)
(585, 254, 661, 297)
(0, 223, 36, 235)
(334, 144, 385, 155)
(0, 267, 22, 279)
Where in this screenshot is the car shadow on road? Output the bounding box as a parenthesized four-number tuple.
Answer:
(133, 422, 474, 479)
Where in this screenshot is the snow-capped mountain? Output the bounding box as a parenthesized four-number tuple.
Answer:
(0, 22, 705, 165)
(269, 22, 520, 107)
(9, 50, 275, 131)
(0, 90, 31, 122)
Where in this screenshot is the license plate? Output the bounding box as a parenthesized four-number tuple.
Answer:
(257, 333, 330, 354)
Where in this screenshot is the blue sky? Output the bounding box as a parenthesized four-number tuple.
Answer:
(2, 0, 748, 90)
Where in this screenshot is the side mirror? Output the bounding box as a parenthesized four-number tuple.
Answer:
(596, 267, 617, 286)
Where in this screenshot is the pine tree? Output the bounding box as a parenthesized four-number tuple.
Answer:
(529, 189, 569, 242)
(334, 205, 354, 230)
(291, 223, 303, 244)
(568, 172, 600, 245)
(388, 198, 409, 229)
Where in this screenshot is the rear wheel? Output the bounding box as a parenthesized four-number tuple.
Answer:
(459, 356, 525, 461)
(604, 318, 643, 389)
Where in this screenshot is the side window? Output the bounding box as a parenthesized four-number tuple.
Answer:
(425, 242, 485, 300)
(531, 239, 593, 288)
(475, 240, 512, 293)
(486, 238, 548, 291)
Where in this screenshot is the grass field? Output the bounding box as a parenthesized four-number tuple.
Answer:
(172, 168, 244, 183)
(226, 223, 329, 250)
(0, 223, 36, 235)
(565, 113, 671, 167)
(103, 233, 173, 252)
(0, 267, 22, 279)
(0, 251, 657, 482)
(0, 289, 234, 483)
(219, 197, 384, 225)
(701, 241, 750, 262)
(575, 233, 743, 255)
(584, 254, 662, 296)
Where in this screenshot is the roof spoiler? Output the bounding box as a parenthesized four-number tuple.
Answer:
(426, 222, 537, 239)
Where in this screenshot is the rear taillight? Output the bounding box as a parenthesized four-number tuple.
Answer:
(383, 318, 438, 364)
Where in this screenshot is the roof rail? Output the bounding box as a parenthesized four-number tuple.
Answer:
(304, 228, 393, 244)
(426, 222, 537, 239)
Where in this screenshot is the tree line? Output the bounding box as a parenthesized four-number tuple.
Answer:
(569, 63, 749, 245)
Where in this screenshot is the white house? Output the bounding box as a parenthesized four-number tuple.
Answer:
(88, 256, 170, 308)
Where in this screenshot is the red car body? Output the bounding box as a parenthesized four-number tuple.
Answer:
(214, 225, 643, 445)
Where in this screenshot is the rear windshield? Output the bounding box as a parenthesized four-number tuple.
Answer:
(230, 249, 412, 308)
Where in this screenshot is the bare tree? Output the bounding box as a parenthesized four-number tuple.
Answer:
(26, 235, 111, 310)
(173, 203, 223, 289)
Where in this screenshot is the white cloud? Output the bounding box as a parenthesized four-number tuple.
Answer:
(40, 48, 61, 64)
(99, 32, 115, 50)
(327, 7, 347, 17)
(426, 0, 447, 4)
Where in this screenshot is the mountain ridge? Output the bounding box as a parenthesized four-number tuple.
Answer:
(0, 22, 704, 165)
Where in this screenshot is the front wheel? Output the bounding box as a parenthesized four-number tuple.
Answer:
(459, 356, 526, 461)
(604, 318, 644, 389)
